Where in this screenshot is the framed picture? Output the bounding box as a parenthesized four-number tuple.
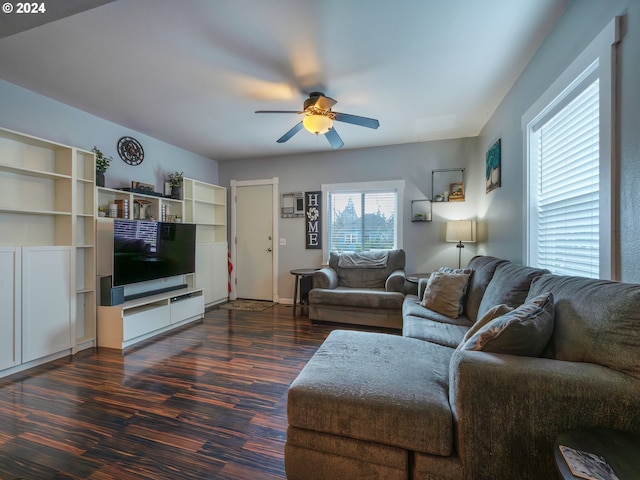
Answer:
(131, 180, 155, 193)
(449, 182, 465, 201)
(486, 139, 501, 193)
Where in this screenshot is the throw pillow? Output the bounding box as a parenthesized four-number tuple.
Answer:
(438, 267, 474, 316)
(421, 271, 472, 318)
(456, 303, 514, 350)
(458, 292, 555, 356)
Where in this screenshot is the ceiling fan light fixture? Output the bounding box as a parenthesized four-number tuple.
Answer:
(303, 114, 333, 135)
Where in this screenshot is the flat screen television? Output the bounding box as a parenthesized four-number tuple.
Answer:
(113, 219, 196, 287)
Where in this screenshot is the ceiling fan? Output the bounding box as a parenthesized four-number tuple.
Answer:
(255, 92, 380, 149)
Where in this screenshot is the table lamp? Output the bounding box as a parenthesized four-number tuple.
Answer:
(446, 220, 477, 268)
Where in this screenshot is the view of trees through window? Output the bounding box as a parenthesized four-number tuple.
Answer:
(328, 191, 397, 253)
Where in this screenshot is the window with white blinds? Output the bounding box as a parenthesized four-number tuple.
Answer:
(327, 191, 397, 253)
(530, 68, 600, 277)
(524, 18, 617, 280)
(322, 180, 403, 257)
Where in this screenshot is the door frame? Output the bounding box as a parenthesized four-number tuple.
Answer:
(229, 178, 279, 302)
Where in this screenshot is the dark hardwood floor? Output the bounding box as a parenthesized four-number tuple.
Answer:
(0, 304, 388, 480)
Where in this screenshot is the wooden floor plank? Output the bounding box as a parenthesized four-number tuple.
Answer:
(0, 304, 391, 479)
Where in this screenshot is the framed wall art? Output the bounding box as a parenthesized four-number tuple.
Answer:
(486, 138, 501, 193)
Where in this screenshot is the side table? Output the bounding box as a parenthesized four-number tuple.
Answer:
(555, 427, 640, 479)
(405, 272, 431, 295)
(290, 268, 318, 317)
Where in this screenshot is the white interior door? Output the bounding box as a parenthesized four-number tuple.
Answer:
(236, 184, 274, 300)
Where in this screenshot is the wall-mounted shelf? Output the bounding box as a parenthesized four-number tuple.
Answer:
(432, 168, 465, 202)
(411, 199, 432, 222)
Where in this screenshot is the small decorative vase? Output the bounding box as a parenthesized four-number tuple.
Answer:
(96, 170, 105, 187)
(171, 186, 181, 199)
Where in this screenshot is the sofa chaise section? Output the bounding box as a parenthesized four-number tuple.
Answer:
(286, 329, 456, 480)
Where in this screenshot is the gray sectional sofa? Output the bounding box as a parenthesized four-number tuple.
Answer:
(286, 255, 640, 480)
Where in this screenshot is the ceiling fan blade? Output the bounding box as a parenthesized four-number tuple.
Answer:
(255, 110, 301, 114)
(277, 122, 304, 143)
(334, 112, 380, 129)
(325, 128, 344, 149)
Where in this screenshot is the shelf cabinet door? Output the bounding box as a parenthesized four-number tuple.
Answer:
(0, 248, 20, 370)
(22, 246, 73, 362)
(211, 242, 228, 303)
(195, 242, 228, 306)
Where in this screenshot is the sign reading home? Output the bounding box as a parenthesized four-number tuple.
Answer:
(305, 191, 321, 249)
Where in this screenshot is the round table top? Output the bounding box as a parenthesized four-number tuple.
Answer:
(555, 427, 640, 479)
(290, 268, 318, 276)
(405, 273, 431, 284)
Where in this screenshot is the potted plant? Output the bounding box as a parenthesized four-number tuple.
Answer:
(167, 171, 184, 199)
(92, 146, 113, 187)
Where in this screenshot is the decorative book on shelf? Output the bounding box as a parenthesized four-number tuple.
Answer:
(559, 445, 620, 480)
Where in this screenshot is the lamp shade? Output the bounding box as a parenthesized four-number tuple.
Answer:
(446, 220, 476, 243)
(303, 114, 333, 134)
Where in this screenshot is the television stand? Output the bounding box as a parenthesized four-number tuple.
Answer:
(97, 287, 204, 350)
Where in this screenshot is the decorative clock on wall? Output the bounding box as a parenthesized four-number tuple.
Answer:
(117, 136, 144, 165)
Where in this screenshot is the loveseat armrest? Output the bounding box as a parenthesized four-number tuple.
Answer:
(313, 267, 338, 289)
(385, 269, 406, 293)
(449, 350, 640, 480)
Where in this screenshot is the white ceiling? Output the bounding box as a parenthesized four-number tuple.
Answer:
(0, 0, 568, 162)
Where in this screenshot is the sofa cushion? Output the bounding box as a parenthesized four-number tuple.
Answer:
(330, 249, 405, 288)
(456, 303, 514, 349)
(309, 287, 405, 310)
(288, 330, 454, 456)
(402, 294, 472, 327)
(421, 271, 471, 318)
(477, 262, 549, 320)
(464, 256, 509, 322)
(527, 274, 640, 379)
(403, 315, 469, 348)
(459, 293, 554, 356)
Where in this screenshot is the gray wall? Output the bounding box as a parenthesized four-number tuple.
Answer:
(474, 0, 640, 282)
(0, 80, 219, 188)
(219, 139, 480, 301)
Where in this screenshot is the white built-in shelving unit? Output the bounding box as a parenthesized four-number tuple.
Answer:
(0, 127, 229, 360)
(183, 177, 228, 306)
(0, 127, 96, 377)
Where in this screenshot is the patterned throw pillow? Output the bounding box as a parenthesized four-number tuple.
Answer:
(420, 271, 472, 318)
(458, 293, 555, 357)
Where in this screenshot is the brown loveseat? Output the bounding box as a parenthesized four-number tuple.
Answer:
(308, 249, 406, 329)
(286, 256, 640, 479)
